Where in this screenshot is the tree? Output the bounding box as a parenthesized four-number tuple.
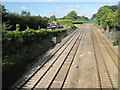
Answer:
(66, 11, 77, 20)
(21, 11, 31, 16)
(92, 5, 119, 31)
(1, 5, 7, 13)
(110, 5, 118, 12)
(91, 14, 96, 20)
(49, 15, 57, 21)
(62, 11, 89, 21)
(2, 5, 49, 31)
(77, 16, 89, 20)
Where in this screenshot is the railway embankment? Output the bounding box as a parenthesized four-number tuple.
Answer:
(2, 25, 77, 89)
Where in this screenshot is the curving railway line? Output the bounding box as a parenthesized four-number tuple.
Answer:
(12, 23, 119, 89)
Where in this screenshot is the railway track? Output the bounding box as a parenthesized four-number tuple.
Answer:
(91, 24, 119, 70)
(12, 27, 79, 89)
(62, 23, 118, 89)
(13, 23, 118, 89)
(63, 24, 98, 88)
(90, 24, 118, 89)
(13, 25, 85, 89)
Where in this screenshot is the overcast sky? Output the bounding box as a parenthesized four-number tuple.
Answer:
(1, 2, 118, 19)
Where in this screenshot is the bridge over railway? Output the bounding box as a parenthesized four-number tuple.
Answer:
(72, 20, 97, 23)
(12, 23, 118, 89)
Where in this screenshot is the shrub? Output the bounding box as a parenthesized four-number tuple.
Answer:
(113, 36, 120, 46)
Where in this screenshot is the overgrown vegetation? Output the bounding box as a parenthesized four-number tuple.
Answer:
(2, 23, 76, 88)
(113, 35, 120, 46)
(58, 20, 72, 26)
(91, 5, 120, 45)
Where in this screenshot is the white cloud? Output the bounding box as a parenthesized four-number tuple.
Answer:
(50, 11, 59, 14)
(49, 11, 62, 17)
(0, 0, 8, 2)
(66, 5, 81, 8)
(56, 7, 62, 9)
(20, 7, 28, 10)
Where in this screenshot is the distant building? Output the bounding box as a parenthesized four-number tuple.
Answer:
(48, 20, 60, 30)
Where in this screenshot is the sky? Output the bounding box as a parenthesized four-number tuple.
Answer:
(1, 0, 120, 2)
(1, 2, 119, 19)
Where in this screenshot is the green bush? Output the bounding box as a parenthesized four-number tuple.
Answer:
(113, 36, 120, 46)
(2, 24, 76, 70)
(71, 25, 77, 30)
(2, 24, 77, 88)
(58, 20, 72, 26)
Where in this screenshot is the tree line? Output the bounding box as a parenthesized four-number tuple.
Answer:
(2, 4, 89, 31)
(2, 5, 49, 31)
(91, 5, 120, 31)
(91, 4, 120, 46)
(59, 11, 89, 21)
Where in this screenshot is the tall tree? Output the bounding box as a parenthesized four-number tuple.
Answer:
(49, 15, 57, 21)
(21, 11, 31, 16)
(66, 11, 77, 20)
(92, 5, 120, 31)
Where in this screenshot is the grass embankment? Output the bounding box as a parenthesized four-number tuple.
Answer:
(58, 20, 73, 26)
(2, 25, 77, 88)
(58, 19, 83, 27)
(94, 24, 120, 46)
(112, 35, 120, 46)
